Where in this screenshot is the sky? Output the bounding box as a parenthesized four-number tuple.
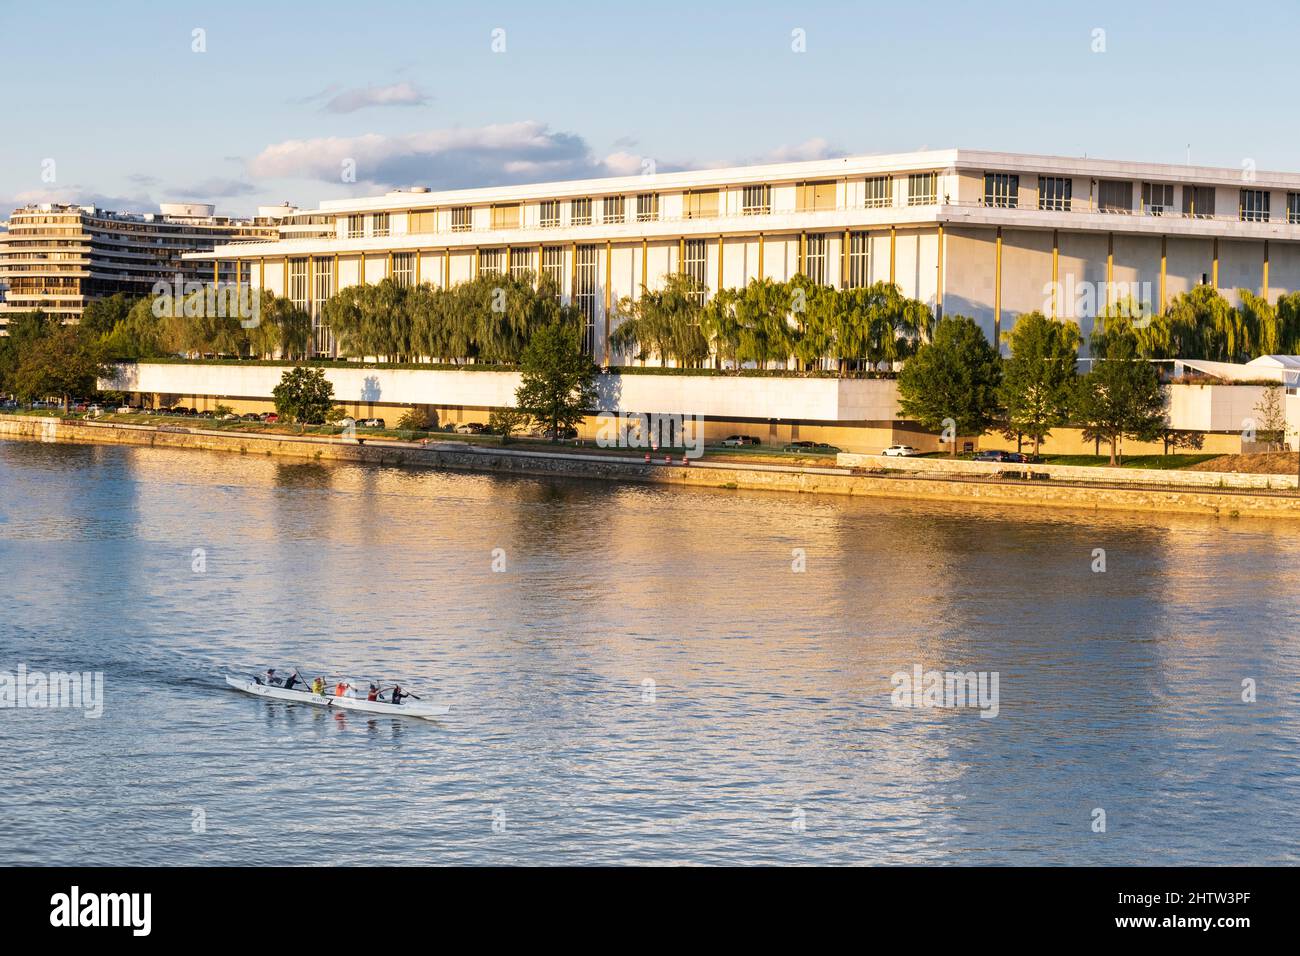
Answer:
(2, 0, 1298, 218)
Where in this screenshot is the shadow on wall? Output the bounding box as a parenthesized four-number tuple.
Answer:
(594, 373, 623, 413)
(361, 375, 382, 403)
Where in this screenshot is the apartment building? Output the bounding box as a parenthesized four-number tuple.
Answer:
(0, 202, 279, 327)
(186, 149, 1300, 359)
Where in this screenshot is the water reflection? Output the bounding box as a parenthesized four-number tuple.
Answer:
(0, 438, 1297, 865)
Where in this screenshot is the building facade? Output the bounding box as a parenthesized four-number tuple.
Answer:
(0, 202, 279, 328)
(186, 149, 1300, 360)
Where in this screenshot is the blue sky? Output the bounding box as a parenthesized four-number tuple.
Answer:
(2, 0, 1298, 217)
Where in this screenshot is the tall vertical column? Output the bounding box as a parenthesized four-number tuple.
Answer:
(994, 227, 1003, 344)
(935, 224, 944, 317)
(1160, 236, 1167, 314)
(1051, 230, 1059, 319)
(1263, 240, 1270, 301)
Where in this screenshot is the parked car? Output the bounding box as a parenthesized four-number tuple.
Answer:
(721, 435, 761, 447)
(542, 426, 578, 441)
(1002, 452, 1038, 464)
(86, 404, 105, 415)
(220, 413, 240, 421)
(783, 441, 841, 454)
(359, 417, 385, 429)
(882, 445, 919, 457)
(973, 450, 1010, 463)
(454, 422, 486, 435)
(261, 412, 279, 423)
(239, 413, 260, 422)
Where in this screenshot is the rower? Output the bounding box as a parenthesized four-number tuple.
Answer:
(334, 680, 348, 697)
(367, 683, 380, 702)
(265, 668, 281, 686)
(390, 684, 407, 706)
(311, 676, 325, 696)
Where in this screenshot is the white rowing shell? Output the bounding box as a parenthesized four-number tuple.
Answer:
(224, 676, 449, 720)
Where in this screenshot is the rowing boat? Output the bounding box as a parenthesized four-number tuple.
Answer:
(224, 676, 450, 720)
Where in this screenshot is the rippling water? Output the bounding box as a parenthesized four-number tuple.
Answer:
(1, 438, 1297, 865)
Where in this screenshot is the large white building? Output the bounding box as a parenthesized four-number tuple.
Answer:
(188, 148, 1300, 361)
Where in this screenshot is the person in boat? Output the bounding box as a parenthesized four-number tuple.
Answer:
(390, 684, 407, 706)
(283, 671, 301, 691)
(334, 680, 349, 697)
(367, 683, 380, 702)
(311, 676, 325, 696)
(265, 668, 282, 686)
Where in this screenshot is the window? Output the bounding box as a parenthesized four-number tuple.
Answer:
(1182, 186, 1215, 219)
(1038, 177, 1072, 211)
(984, 173, 1019, 208)
(797, 181, 837, 212)
(907, 173, 937, 206)
(803, 234, 827, 284)
(1141, 182, 1173, 216)
(570, 198, 592, 226)
(408, 211, 436, 233)
(391, 252, 414, 286)
(742, 185, 771, 215)
(864, 176, 892, 209)
(451, 207, 472, 232)
(312, 257, 335, 356)
(372, 212, 390, 238)
(1289, 193, 1300, 225)
(636, 193, 659, 222)
(541, 246, 564, 295)
(603, 196, 625, 224)
(845, 231, 869, 289)
(684, 189, 719, 220)
(1097, 180, 1133, 214)
(289, 257, 309, 308)
(346, 215, 364, 239)
(1241, 189, 1270, 222)
(574, 245, 598, 353)
(684, 239, 707, 303)
(509, 248, 533, 280)
(478, 249, 503, 275)
(539, 200, 560, 228)
(491, 204, 520, 230)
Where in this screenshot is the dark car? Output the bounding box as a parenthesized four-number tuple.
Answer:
(1002, 452, 1038, 464)
(973, 450, 1010, 462)
(542, 426, 578, 441)
(782, 441, 841, 454)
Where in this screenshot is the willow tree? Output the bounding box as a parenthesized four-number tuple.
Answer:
(837, 281, 932, 374)
(611, 273, 708, 366)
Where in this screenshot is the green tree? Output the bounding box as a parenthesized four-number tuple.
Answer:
(13, 325, 111, 410)
(836, 281, 932, 373)
(488, 406, 530, 443)
(611, 273, 709, 366)
(897, 314, 1003, 455)
(79, 294, 137, 339)
(0, 311, 57, 394)
(1075, 330, 1167, 465)
(998, 311, 1081, 456)
(272, 366, 335, 426)
(1254, 381, 1287, 450)
(515, 322, 597, 441)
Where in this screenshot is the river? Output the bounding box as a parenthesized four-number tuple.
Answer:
(1, 439, 1296, 865)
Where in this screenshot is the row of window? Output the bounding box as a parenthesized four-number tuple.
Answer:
(982, 173, 1300, 222)
(336, 174, 950, 239)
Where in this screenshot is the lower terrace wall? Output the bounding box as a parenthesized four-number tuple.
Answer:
(4, 414, 1300, 519)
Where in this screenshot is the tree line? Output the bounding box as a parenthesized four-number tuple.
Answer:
(899, 311, 1178, 465)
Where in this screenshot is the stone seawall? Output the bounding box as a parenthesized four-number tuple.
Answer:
(4, 414, 1300, 519)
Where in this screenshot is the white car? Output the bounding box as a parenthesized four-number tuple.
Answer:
(882, 445, 919, 457)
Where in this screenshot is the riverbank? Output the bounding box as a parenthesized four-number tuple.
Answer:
(4, 412, 1300, 518)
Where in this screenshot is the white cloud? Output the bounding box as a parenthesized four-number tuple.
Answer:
(322, 82, 431, 114)
(4, 187, 156, 214)
(759, 138, 845, 163)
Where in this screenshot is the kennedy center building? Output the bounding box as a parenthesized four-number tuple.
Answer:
(191, 148, 1300, 360)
